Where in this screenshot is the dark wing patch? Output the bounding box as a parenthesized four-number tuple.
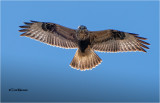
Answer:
(90, 29, 150, 52)
(41, 23, 56, 31)
(19, 21, 78, 49)
(111, 30, 125, 39)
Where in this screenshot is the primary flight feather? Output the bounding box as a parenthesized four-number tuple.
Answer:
(19, 20, 150, 71)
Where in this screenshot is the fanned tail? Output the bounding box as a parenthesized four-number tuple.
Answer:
(70, 48, 102, 71)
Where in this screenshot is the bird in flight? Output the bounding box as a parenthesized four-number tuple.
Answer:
(19, 20, 150, 71)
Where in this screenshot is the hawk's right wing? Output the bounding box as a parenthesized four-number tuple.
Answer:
(19, 21, 78, 49)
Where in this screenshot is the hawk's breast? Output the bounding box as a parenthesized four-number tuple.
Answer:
(78, 39, 90, 53)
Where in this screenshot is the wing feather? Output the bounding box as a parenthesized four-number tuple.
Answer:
(90, 29, 150, 52)
(19, 21, 78, 49)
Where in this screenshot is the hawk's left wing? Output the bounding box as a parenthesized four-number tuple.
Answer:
(19, 21, 78, 49)
(90, 29, 150, 52)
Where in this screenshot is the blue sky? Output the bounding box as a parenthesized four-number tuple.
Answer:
(1, 1, 159, 102)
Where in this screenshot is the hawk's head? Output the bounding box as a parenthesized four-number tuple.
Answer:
(76, 25, 89, 40)
(78, 25, 87, 30)
(77, 25, 88, 33)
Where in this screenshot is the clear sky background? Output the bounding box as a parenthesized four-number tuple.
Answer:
(1, 1, 159, 102)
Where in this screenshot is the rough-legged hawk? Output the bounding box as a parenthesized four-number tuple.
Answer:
(19, 21, 150, 71)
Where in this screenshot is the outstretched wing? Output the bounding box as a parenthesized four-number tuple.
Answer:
(19, 20, 78, 49)
(90, 29, 150, 52)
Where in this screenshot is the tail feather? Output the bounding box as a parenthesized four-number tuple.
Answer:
(70, 48, 102, 71)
